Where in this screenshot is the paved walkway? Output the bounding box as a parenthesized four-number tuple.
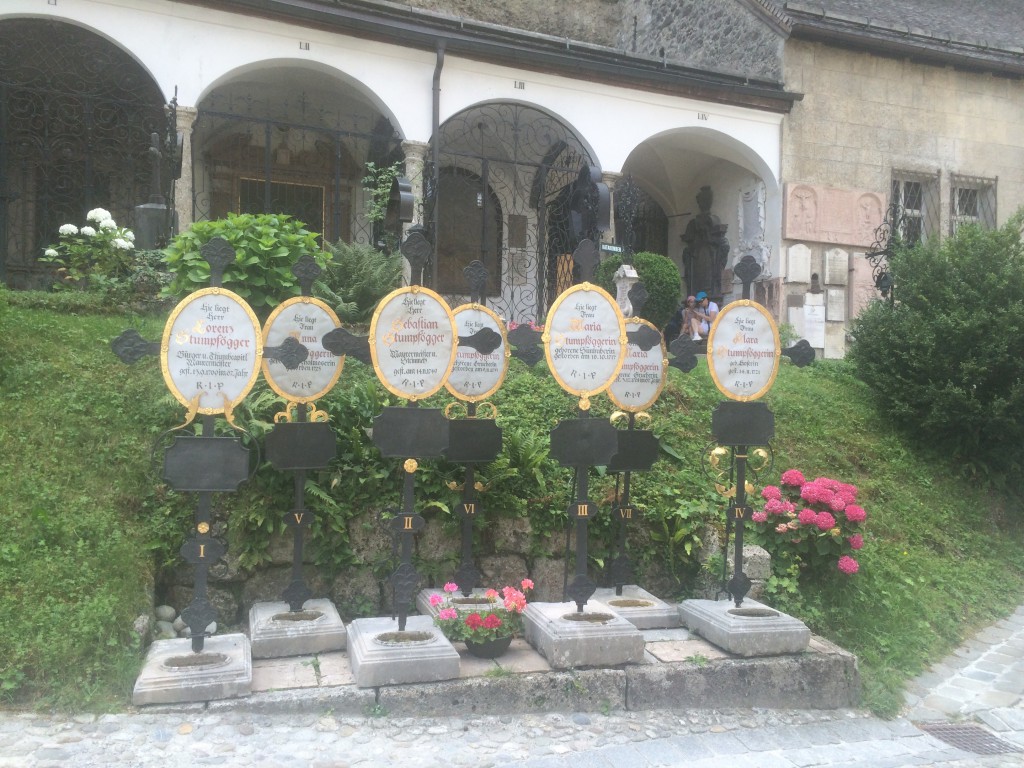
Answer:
(2, 606, 1023, 767)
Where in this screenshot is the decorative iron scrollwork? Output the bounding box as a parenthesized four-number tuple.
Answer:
(866, 200, 906, 302)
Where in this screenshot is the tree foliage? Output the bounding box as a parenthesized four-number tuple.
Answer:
(848, 212, 1024, 482)
(594, 250, 681, 331)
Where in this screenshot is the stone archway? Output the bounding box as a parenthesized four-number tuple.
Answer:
(192, 66, 402, 246)
(0, 18, 170, 287)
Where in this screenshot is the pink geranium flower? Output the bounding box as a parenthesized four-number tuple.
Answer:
(438, 608, 457, 620)
(429, 593, 443, 607)
(443, 582, 458, 593)
(521, 578, 534, 590)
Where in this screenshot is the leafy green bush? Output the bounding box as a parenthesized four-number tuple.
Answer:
(848, 212, 1024, 483)
(594, 251, 681, 330)
(162, 213, 328, 313)
(315, 240, 402, 324)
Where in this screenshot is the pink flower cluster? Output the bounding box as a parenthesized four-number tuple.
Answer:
(754, 469, 868, 577)
(432, 579, 534, 642)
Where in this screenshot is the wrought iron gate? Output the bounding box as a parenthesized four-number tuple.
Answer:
(0, 19, 171, 287)
(426, 103, 595, 323)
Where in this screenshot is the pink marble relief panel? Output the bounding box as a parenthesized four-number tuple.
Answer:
(784, 183, 886, 247)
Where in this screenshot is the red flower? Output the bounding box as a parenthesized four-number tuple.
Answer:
(464, 613, 483, 629)
(483, 614, 502, 629)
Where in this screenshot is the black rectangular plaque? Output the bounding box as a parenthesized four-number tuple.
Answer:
(163, 436, 250, 492)
(373, 407, 450, 458)
(711, 401, 775, 447)
(266, 421, 337, 470)
(549, 419, 619, 467)
(607, 430, 660, 472)
(445, 419, 503, 463)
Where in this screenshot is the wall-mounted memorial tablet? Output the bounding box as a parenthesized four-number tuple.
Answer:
(369, 286, 458, 401)
(445, 304, 509, 402)
(161, 287, 262, 414)
(607, 319, 666, 413)
(706, 299, 781, 402)
(261, 296, 343, 403)
(542, 283, 627, 408)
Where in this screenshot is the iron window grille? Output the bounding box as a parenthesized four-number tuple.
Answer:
(950, 174, 997, 235)
(890, 171, 939, 246)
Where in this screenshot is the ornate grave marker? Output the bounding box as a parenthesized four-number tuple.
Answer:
(261, 255, 342, 611)
(606, 310, 665, 595)
(369, 283, 458, 630)
(442, 260, 509, 595)
(704, 255, 779, 606)
(542, 248, 627, 610)
(113, 237, 308, 654)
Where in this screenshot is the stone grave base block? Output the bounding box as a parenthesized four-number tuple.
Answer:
(593, 586, 682, 629)
(523, 601, 645, 669)
(347, 615, 460, 688)
(249, 598, 347, 659)
(680, 598, 810, 657)
(132, 633, 252, 706)
(416, 587, 497, 619)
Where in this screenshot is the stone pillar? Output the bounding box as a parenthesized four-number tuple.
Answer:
(402, 140, 429, 230)
(601, 171, 622, 248)
(174, 105, 198, 232)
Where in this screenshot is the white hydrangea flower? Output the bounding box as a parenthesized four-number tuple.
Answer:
(86, 208, 111, 224)
(99, 218, 117, 230)
(113, 238, 133, 250)
(44, 248, 59, 257)
(59, 224, 78, 236)
(125, 230, 135, 242)
(80, 226, 97, 237)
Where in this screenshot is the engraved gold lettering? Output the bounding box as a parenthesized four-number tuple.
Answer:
(403, 517, 413, 530)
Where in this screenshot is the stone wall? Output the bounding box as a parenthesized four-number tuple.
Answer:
(159, 509, 709, 628)
(781, 39, 1024, 357)
(396, 0, 785, 82)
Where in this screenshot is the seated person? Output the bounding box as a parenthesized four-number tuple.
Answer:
(695, 291, 719, 337)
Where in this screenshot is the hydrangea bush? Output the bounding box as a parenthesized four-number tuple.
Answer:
(41, 208, 136, 287)
(751, 469, 867, 578)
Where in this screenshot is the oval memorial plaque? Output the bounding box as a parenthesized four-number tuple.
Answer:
(369, 286, 458, 400)
(707, 299, 781, 401)
(161, 287, 262, 414)
(608, 318, 667, 412)
(261, 297, 343, 402)
(543, 283, 627, 404)
(445, 304, 509, 402)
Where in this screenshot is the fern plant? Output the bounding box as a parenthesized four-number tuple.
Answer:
(315, 240, 402, 324)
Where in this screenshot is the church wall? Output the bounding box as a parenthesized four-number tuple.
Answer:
(781, 39, 1024, 358)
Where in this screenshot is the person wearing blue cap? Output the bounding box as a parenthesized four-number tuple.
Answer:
(695, 291, 719, 337)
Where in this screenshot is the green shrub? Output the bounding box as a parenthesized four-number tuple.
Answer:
(594, 251, 681, 330)
(162, 213, 328, 313)
(315, 240, 402, 324)
(848, 211, 1024, 483)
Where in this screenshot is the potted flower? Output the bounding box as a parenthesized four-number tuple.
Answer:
(431, 579, 533, 658)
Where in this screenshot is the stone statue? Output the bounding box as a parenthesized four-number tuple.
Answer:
(681, 186, 729, 297)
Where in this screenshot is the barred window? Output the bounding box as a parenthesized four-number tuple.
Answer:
(950, 175, 997, 235)
(890, 172, 938, 246)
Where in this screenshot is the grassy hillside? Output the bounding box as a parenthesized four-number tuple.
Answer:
(1, 289, 1022, 715)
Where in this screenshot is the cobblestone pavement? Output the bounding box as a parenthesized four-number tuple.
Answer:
(2, 606, 1023, 767)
